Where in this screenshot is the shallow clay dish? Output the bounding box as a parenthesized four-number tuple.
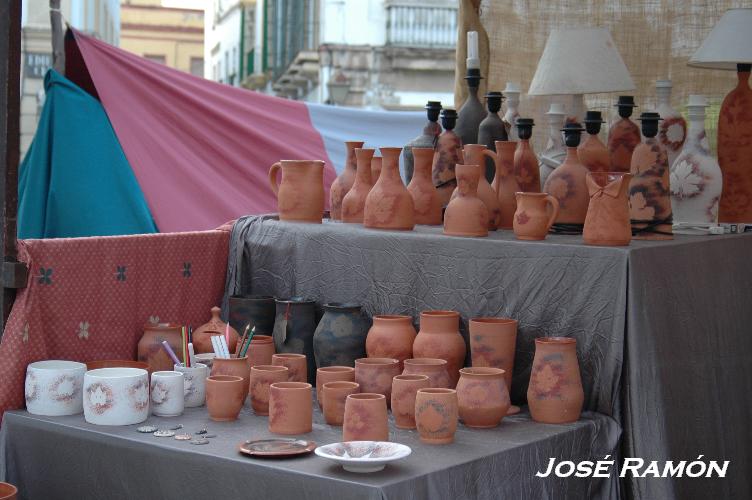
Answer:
(315, 441, 411, 473)
(238, 439, 317, 458)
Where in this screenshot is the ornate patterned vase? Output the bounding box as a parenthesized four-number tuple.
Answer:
(538, 103, 567, 189)
(656, 80, 687, 168)
(579, 111, 610, 173)
(432, 108, 463, 207)
(527, 337, 584, 424)
(444, 164, 489, 237)
(271, 297, 317, 383)
(513, 118, 541, 192)
(491, 140, 520, 229)
(407, 147, 443, 225)
(478, 91, 508, 182)
(608, 96, 641, 173)
(543, 123, 590, 232)
(329, 141, 364, 221)
(313, 303, 370, 368)
(363, 147, 415, 231)
(341, 148, 375, 223)
(502, 82, 521, 141)
(583, 172, 633, 246)
(402, 101, 442, 184)
(412, 311, 466, 387)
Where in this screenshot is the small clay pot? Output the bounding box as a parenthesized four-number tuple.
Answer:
(527, 337, 584, 424)
(249, 365, 289, 415)
(469, 317, 518, 415)
(245, 335, 275, 369)
(210, 356, 250, 397)
(0, 482, 17, 500)
(402, 358, 451, 389)
(354, 358, 400, 404)
(391, 374, 430, 429)
(192, 306, 240, 354)
(456, 367, 510, 428)
(322, 381, 360, 426)
(272, 353, 308, 383)
(342, 148, 375, 223)
(205, 375, 245, 421)
(415, 388, 458, 445)
(365, 315, 417, 370)
(269, 382, 313, 435)
(413, 311, 466, 387)
(343, 393, 389, 441)
(513, 192, 559, 241)
(444, 164, 489, 237)
(316, 366, 355, 409)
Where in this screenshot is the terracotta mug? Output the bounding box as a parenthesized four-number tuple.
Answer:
(322, 381, 360, 426)
(205, 375, 245, 421)
(343, 393, 389, 442)
(513, 192, 560, 240)
(402, 358, 451, 389)
(469, 317, 519, 415)
(268, 160, 325, 223)
(210, 356, 250, 397)
(249, 365, 289, 415)
(245, 335, 276, 369)
(269, 381, 313, 434)
(0, 482, 17, 500)
(354, 358, 400, 405)
(456, 367, 510, 428)
(271, 353, 307, 383)
(415, 388, 458, 445)
(316, 366, 355, 410)
(391, 374, 430, 429)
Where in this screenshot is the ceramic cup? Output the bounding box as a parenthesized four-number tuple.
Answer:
(342, 393, 389, 442)
(391, 374, 430, 429)
(85, 360, 151, 373)
(0, 482, 17, 500)
(249, 365, 289, 415)
(354, 358, 400, 405)
(402, 358, 451, 389)
(415, 388, 458, 445)
(25, 360, 87, 416)
(83, 368, 150, 426)
(316, 366, 355, 409)
(269, 382, 313, 435)
(150, 371, 185, 417)
(456, 367, 510, 428)
(322, 381, 359, 426)
(210, 356, 250, 397)
(271, 353, 307, 383)
(174, 362, 209, 408)
(194, 353, 216, 369)
(245, 335, 276, 369)
(206, 375, 245, 421)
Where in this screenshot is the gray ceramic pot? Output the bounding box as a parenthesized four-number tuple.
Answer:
(272, 297, 317, 383)
(313, 303, 370, 368)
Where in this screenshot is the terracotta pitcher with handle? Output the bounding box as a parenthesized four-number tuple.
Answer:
(451, 144, 501, 229)
(513, 193, 559, 240)
(269, 160, 325, 223)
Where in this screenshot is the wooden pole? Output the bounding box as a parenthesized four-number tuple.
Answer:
(50, 0, 65, 74)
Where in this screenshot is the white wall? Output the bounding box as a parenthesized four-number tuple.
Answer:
(320, 0, 386, 46)
(205, 0, 241, 84)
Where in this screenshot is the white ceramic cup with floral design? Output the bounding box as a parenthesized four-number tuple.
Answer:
(174, 362, 208, 407)
(83, 367, 149, 425)
(25, 360, 87, 416)
(150, 371, 185, 417)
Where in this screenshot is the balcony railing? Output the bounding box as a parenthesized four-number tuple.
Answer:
(386, 3, 458, 48)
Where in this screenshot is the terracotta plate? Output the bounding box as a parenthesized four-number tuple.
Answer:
(238, 439, 317, 458)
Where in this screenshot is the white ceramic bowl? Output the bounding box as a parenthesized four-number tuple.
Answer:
(174, 363, 208, 407)
(25, 360, 87, 416)
(83, 367, 149, 426)
(314, 441, 411, 473)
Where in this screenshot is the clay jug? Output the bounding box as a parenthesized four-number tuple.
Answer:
(412, 311, 466, 387)
(341, 148, 375, 223)
(456, 367, 510, 428)
(655, 80, 686, 169)
(583, 172, 633, 246)
(268, 160, 325, 223)
(272, 298, 317, 383)
(329, 141, 364, 220)
(403, 101, 442, 183)
(432, 108, 462, 207)
(513, 193, 559, 240)
(491, 141, 520, 229)
(452, 144, 501, 229)
(415, 388, 458, 444)
(365, 315, 417, 370)
(513, 118, 541, 192)
(579, 111, 610, 173)
(192, 306, 239, 354)
(543, 123, 590, 230)
(478, 91, 508, 182)
(527, 337, 584, 424)
(607, 96, 640, 173)
(444, 164, 489, 237)
(138, 322, 184, 372)
(371, 156, 382, 183)
(313, 303, 370, 368)
(363, 147, 415, 230)
(407, 148, 443, 225)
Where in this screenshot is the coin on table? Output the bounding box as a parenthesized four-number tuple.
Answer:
(195, 428, 208, 435)
(137, 425, 158, 433)
(174, 433, 192, 441)
(168, 424, 183, 431)
(190, 438, 210, 445)
(203, 434, 217, 439)
(153, 430, 175, 437)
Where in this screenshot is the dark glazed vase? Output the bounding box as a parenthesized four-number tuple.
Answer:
(313, 303, 370, 368)
(228, 294, 276, 335)
(272, 297, 317, 383)
(477, 91, 508, 182)
(403, 101, 442, 184)
(455, 68, 485, 147)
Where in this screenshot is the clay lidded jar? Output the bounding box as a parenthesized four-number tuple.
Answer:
(0, 482, 17, 500)
(343, 393, 389, 442)
(192, 306, 240, 354)
(329, 141, 364, 221)
(371, 156, 382, 183)
(315, 366, 355, 409)
(269, 160, 325, 223)
(513, 193, 560, 241)
(527, 337, 584, 424)
(444, 164, 489, 237)
(364, 147, 415, 230)
(137, 322, 183, 373)
(205, 375, 245, 421)
(249, 365, 288, 415)
(407, 147, 443, 225)
(402, 358, 451, 389)
(365, 315, 417, 370)
(272, 353, 307, 383)
(456, 367, 510, 428)
(354, 357, 400, 404)
(413, 311, 466, 387)
(269, 381, 313, 435)
(468, 318, 517, 402)
(607, 96, 641, 173)
(323, 380, 360, 426)
(415, 388, 458, 445)
(210, 356, 250, 396)
(245, 335, 275, 369)
(579, 111, 610, 173)
(342, 148, 375, 223)
(313, 303, 370, 368)
(583, 172, 633, 246)
(491, 140, 520, 229)
(454, 144, 501, 229)
(513, 118, 541, 193)
(543, 123, 590, 228)
(391, 374, 430, 429)
(228, 294, 276, 336)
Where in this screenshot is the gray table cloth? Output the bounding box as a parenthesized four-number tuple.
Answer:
(224, 215, 752, 500)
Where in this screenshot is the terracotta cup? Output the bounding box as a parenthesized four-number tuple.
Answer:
(469, 317, 519, 414)
(343, 393, 389, 442)
(402, 358, 451, 389)
(513, 192, 559, 240)
(391, 374, 430, 429)
(205, 375, 245, 421)
(249, 365, 289, 415)
(0, 482, 17, 500)
(527, 337, 584, 424)
(210, 356, 250, 397)
(456, 367, 510, 428)
(269, 381, 313, 435)
(271, 353, 307, 383)
(365, 315, 417, 370)
(316, 366, 355, 410)
(354, 358, 400, 405)
(245, 335, 276, 369)
(322, 381, 360, 426)
(415, 388, 458, 445)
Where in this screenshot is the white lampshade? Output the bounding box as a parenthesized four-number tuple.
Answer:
(528, 27, 635, 95)
(688, 8, 752, 70)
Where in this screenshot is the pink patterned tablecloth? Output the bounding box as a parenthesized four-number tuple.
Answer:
(0, 230, 230, 419)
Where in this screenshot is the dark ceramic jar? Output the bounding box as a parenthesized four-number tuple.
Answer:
(313, 303, 370, 368)
(272, 297, 317, 383)
(228, 294, 276, 335)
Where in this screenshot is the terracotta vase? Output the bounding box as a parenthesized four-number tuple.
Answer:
(249, 365, 288, 415)
(354, 357, 400, 403)
(468, 317, 517, 414)
(432, 109, 463, 207)
(0, 482, 17, 500)
(455, 68, 484, 147)
(579, 111, 610, 173)
(268, 382, 313, 435)
(513, 119, 541, 193)
(413, 311, 466, 387)
(137, 322, 183, 373)
(371, 156, 382, 183)
(322, 381, 360, 426)
(402, 358, 451, 389)
(205, 375, 245, 421)
(228, 294, 276, 335)
(478, 92, 509, 182)
(329, 141, 364, 221)
(403, 101, 442, 183)
(313, 303, 370, 368)
(315, 366, 355, 409)
(365, 315, 417, 370)
(342, 393, 389, 441)
(607, 96, 640, 173)
(502, 82, 521, 141)
(192, 306, 239, 354)
(415, 388, 458, 444)
(543, 123, 590, 228)
(407, 147, 443, 225)
(245, 335, 275, 369)
(363, 147, 415, 230)
(539, 103, 567, 189)
(527, 337, 584, 424)
(454, 144, 501, 229)
(491, 140, 520, 229)
(656, 79, 687, 169)
(272, 297, 317, 383)
(456, 367, 510, 428)
(272, 353, 307, 383)
(210, 356, 250, 396)
(269, 160, 325, 223)
(583, 172, 633, 246)
(513, 193, 559, 241)
(341, 148, 375, 223)
(391, 374, 430, 429)
(444, 164, 489, 237)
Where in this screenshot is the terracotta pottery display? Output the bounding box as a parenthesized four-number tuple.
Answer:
(454, 144, 501, 228)
(174, 362, 208, 408)
(245, 335, 275, 369)
(455, 68, 484, 147)
(502, 82, 521, 141)
(272, 353, 307, 383)
(354, 357, 400, 403)
(150, 370, 184, 417)
(607, 96, 640, 173)
(655, 80, 687, 169)
(432, 109, 463, 207)
(629, 112, 673, 240)
(25, 360, 86, 416)
(268, 160, 325, 223)
(228, 294, 276, 335)
(456, 367, 510, 428)
(272, 297, 317, 383)
(391, 374, 430, 429)
(583, 172, 633, 246)
(513, 118, 541, 193)
(192, 306, 239, 354)
(371, 156, 382, 183)
(342, 148, 375, 223)
(342, 393, 389, 442)
(478, 91, 509, 182)
(268, 381, 313, 434)
(491, 140, 520, 229)
(210, 356, 250, 396)
(315, 366, 355, 409)
(413, 310, 466, 387)
(0, 482, 17, 500)
(527, 337, 584, 424)
(538, 103, 567, 189)
(249, 365, 288, 415)
(329, 141, 365, 221)
(444, 164, 489, 237)
(543, 123, 590, 230)
(513, 193, 560, 241)
(415, 388, 458, 444)
(365, 315, 417, 370)
(578, 111, 610, 173)
(85, 360, 151, 372)
(322, 381, 360, 426)
(468, 317, 517, 414)
(137, 322, 184, 372)
(407, 147, 443, 225)
(363, 147, 415, 231)
(402, 358, 451, 389)
(83, 368, 149, 426)
(403, 101, 442, 183)
(313, 303, 370, 368)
